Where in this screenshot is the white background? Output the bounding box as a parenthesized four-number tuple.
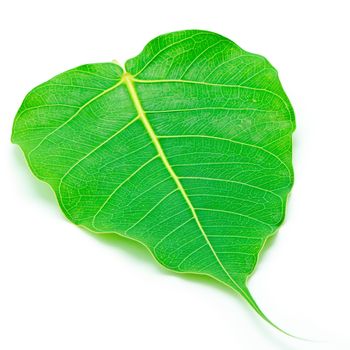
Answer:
(1, 1, 349, 349)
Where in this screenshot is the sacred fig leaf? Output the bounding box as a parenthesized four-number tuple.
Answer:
(12, 30, 295, 332)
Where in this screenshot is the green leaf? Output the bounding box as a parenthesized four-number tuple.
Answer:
(12, 30, 295, 332)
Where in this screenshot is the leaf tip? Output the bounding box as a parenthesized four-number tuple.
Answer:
(238, 283, 308, 340)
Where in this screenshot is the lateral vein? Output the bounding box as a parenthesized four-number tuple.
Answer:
(28, 79, 123, 158)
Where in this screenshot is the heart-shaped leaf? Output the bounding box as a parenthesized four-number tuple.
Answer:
(12, 30, 295, 332)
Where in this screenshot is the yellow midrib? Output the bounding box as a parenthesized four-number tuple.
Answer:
(122, 72, 246, 294)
